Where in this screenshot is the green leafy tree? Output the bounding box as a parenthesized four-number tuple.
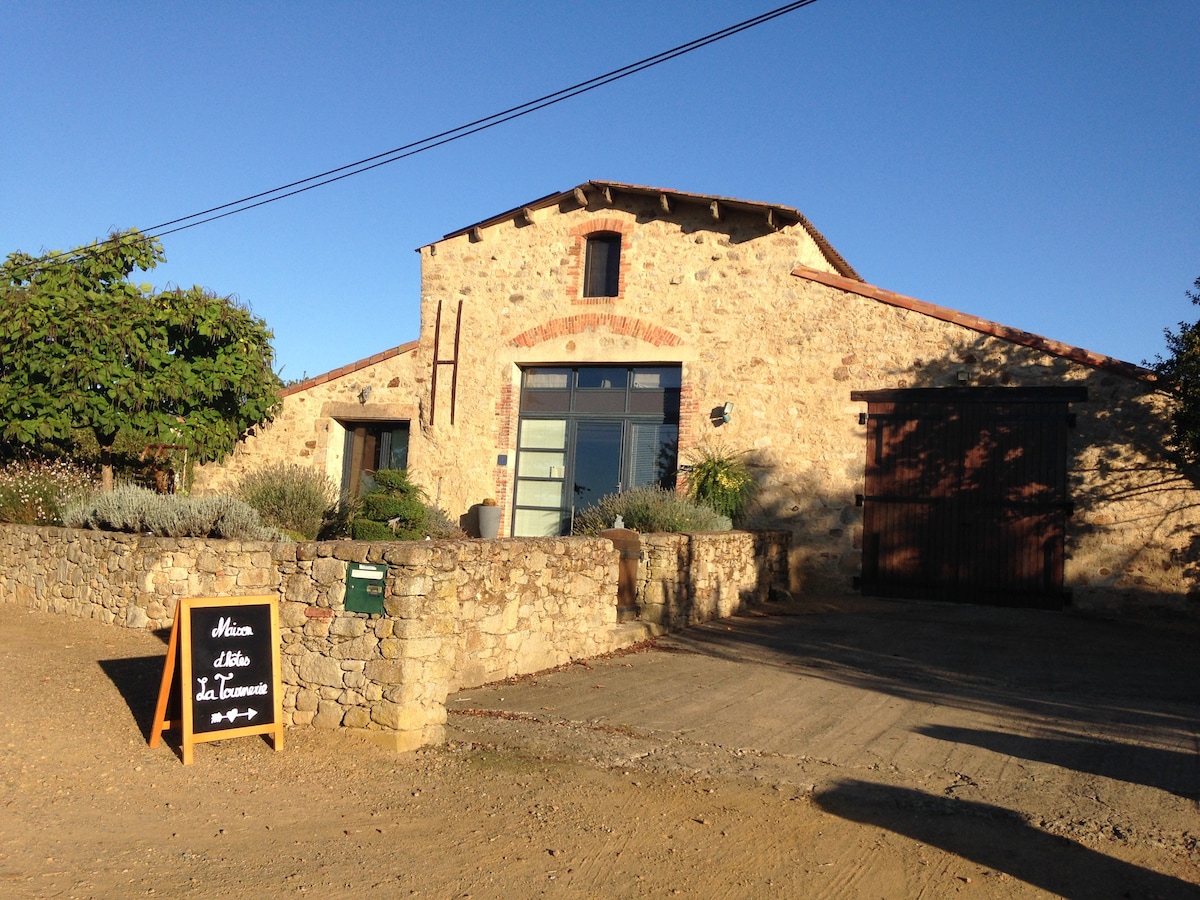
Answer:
(1, 229, 282, 490)
(1153, 276, 1200, 463)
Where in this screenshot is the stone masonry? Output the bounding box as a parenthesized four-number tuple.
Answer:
(193, 342, 422, 496)
(0, 523, 788, 750)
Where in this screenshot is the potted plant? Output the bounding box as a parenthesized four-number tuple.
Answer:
(477, 498, 502, 539)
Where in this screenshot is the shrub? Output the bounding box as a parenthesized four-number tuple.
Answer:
(360, 492, 426, 524)
(0, 456, 99, 525)
(349, 468, 464, 541)
(62, 486, 278, 540)
(685, 440, 757, 522)
(372, 469, 418, 495)
(235, 463, 338, 540)
(573, 486, 729, 535)
(350, 518, 397, 542)
(318, 492, 360, 540)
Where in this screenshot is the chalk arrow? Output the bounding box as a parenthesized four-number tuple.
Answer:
(210, 707, 259, 724)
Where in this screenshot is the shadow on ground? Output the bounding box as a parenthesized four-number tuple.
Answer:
(917, 723, 1198, 801)
(98, 654, 167, 741)
(814, 779, 1200, 900)
(662, 598, 1200, 800)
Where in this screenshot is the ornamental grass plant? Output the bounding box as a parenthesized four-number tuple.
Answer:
(685, 440, 757, 522)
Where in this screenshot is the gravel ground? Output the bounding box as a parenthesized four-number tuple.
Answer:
(1, 599, 1198, 898)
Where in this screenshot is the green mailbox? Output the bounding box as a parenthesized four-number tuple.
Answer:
(345, 562, 387, 615)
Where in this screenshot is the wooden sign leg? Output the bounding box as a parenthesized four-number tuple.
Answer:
(148, 607, 181, 750)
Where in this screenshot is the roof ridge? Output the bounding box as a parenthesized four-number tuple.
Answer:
(430, 181, 861, 281)
(792, 265, 1152, 382)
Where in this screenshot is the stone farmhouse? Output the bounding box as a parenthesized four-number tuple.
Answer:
(196, 180, 1200, 615)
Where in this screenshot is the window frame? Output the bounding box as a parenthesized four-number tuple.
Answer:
(582, 232, 622, 299)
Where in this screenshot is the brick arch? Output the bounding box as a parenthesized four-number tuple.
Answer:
(567, 218, 634, 304)
(509, 314, 682, 348)
(567, 217, 633, 240)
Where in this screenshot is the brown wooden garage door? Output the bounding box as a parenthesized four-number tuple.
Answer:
(851, 387, 1086, 609)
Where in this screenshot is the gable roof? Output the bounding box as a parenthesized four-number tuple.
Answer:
(432, 180, 862, 281)
(280, 341, 419, 397)
(792, 265, 1152, 381)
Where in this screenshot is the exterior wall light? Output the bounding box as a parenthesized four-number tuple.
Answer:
(358, 385, 373, 404)
(722, 401, 734, 424)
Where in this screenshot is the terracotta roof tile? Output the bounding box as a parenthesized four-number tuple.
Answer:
(280, 340, 419, 397)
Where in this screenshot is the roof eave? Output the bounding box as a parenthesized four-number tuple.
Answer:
(425, 181, 862, 281)
(280, 340, 420, 397)
(792, 265, 1152, 382)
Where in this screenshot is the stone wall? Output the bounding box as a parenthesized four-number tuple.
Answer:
(638, 531, 790, 627)
(0, 525, 625, 750)
(0, 523, 788, 750)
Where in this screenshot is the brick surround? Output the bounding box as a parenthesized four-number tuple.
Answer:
(566, 218, 633, 304)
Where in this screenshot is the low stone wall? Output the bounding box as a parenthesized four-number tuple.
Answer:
(638, 531, 791, 627)
(0, 524, 787, 751)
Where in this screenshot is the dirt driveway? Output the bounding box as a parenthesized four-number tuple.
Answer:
(1, 598, 1197, 898)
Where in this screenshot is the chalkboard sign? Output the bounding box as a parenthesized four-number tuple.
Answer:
(150, 595, 284, 765)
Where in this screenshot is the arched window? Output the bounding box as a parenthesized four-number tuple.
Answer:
(583, 232, 621, 298)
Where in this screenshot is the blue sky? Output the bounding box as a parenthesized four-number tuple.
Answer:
(3, 1, 1197, 381)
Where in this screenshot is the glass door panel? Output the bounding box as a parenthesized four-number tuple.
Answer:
(572, 421, 623, 515)
(515, 479, 565, 508)
(513, 418, 568, 537)
(516, 451, 565, 479)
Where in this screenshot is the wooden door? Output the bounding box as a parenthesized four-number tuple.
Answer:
(852, 388, 1085, 609)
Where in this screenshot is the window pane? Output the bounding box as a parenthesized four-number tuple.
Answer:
(576, 367, 628, 389)
(513, 508, 564, 537)
(633, 367, 681, 389)
(517, 451, 565, 479)
(574, 391, 627, 413)
(583, 234, 621, 298)
(520, 419, 567, 449)
(515, 480, 564, 508)
(524, 368, 571, 389)
(629, 423, 678, 490)
(385, 425, 410, 470)
(521, 391, 571, 413)
(629, 390, 682, 416)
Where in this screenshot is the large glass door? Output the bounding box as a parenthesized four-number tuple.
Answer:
(511, 365, 680, 536)
(572, 421, 624, 513)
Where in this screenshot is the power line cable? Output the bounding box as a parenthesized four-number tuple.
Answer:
(12, 1, 820, 268)
(148, 0, 818, 236)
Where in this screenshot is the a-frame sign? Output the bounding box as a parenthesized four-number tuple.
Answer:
(150, 595, 284, 765)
